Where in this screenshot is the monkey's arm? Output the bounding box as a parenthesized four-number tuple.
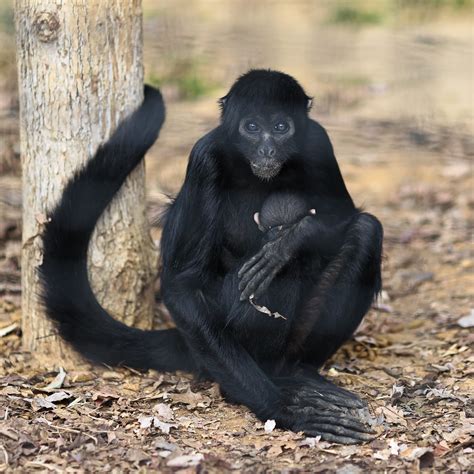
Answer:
(238, 213, 356, 301)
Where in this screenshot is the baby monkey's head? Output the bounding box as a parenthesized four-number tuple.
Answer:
(254, 192, 315, 235)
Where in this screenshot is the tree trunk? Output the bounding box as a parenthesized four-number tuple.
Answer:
(15, 0, 157, 364)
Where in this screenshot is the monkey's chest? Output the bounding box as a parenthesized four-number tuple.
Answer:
(219, 190, 266, 269)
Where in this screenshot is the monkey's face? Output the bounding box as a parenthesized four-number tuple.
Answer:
(236, 113, 298, 180)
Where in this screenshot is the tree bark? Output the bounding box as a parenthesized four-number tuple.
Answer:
(15, 0, 157, 364)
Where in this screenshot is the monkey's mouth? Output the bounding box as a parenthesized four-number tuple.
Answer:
(250, 161, 282, 180)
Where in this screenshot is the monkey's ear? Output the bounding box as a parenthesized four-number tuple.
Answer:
(306, 97, 313, 111)
(254, 212, 265, 232)
(218, 95, 228, 110)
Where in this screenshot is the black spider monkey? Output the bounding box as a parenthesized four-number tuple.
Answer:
(40, 70, 383, 444)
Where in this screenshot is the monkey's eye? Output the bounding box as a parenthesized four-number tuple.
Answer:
(274, 122, 289, 133)
(245, 122, 260, 133)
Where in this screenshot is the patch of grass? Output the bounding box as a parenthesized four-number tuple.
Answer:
(0, 4, 14, 35)
(391, 0, 474, 22)
(329, 0, 473, 26)
(146, 72, 162, 89)
(395, 0, 473, 8)
(176, 74, 215, 100)
(330, 5, 383, 25)
(146, 58, 219, 100)
(333, 75, 371, 86)
(147, 70, 217, 100)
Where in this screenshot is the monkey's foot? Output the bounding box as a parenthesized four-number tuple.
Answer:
(273, 375, 375, 444)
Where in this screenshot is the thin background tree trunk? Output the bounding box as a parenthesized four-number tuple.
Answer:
(15, 0, 157, 364)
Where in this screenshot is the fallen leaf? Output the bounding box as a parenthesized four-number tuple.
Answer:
(264, 419, 276, 433)
(442, 162, 470, 179)
(138, 415, 175, 434)
(92, 390, 120, 406)
(0, 323, 18, 337)
(153, 418, 174, 434)
(338, 464, 363, 474)
(0, 428, 18, 441)
(376, 405, 408, 427)
(300, 436, 321, 448)
(433, 440, 450, 457)
(457, 310, 474, 328)
(45, 391, 72, 403)
(389, 439, 401, 455)
(44, 367, 67, 390)
(166, 453, 204, 468)
(31, 397, 56, 411)
(373, 449, 390, 461)
(153, 403, 174, 421)
(138, 416, 154, 429)
(267, 445, 283, 457)
(399, 446, 433, 461)
(424, 387, 468, 403)
(126, 448, 150, 464)
(249, 297, 287, 320)
(171, 388, 210, 408)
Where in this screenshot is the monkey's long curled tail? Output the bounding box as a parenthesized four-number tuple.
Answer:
(39, 86, 193, 371)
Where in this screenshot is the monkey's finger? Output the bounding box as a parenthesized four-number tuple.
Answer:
(288, 404, 366, 426)
(238, 257, 268, 292)
(294, 407, 375, 435)
(240, 269, 268, 301)
(316, 424, 374, 442)
(301, 389, 366, 409)
(239, 256, 270, 292)
(238, 250, 265, 279)
(300, 414, 374, 434)
(239, 262, 273, 301)
(297, 378, 364, 402)
(287, 396, 344, 413)
(309, 382, 368, 409)
(252, 263, 283, 300)
(306, 430, 369, 445)
(284, 373, 368, 409)
(300, 422, 374, 443)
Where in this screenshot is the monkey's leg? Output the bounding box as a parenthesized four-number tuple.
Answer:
(163, 272, 376, 444)
(269, 213, 382, 443)
(299, 212, 383, 367)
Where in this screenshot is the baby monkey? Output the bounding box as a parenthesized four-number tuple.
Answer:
(254, 192, 316, 240)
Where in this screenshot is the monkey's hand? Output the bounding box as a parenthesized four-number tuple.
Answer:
(238, 226, 298, 301)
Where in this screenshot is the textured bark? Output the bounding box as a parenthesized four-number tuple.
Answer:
(15, 0, 157, 363)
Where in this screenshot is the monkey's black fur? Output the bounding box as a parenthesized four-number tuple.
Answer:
(40, 70, 383, 444)
(258, 192, 311, 232)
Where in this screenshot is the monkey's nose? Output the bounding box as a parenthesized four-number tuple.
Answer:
(258, 146, 276, 157)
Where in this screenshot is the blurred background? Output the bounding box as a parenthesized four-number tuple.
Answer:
(0, 1, 472, 329)
(1, 0, 472, 197)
